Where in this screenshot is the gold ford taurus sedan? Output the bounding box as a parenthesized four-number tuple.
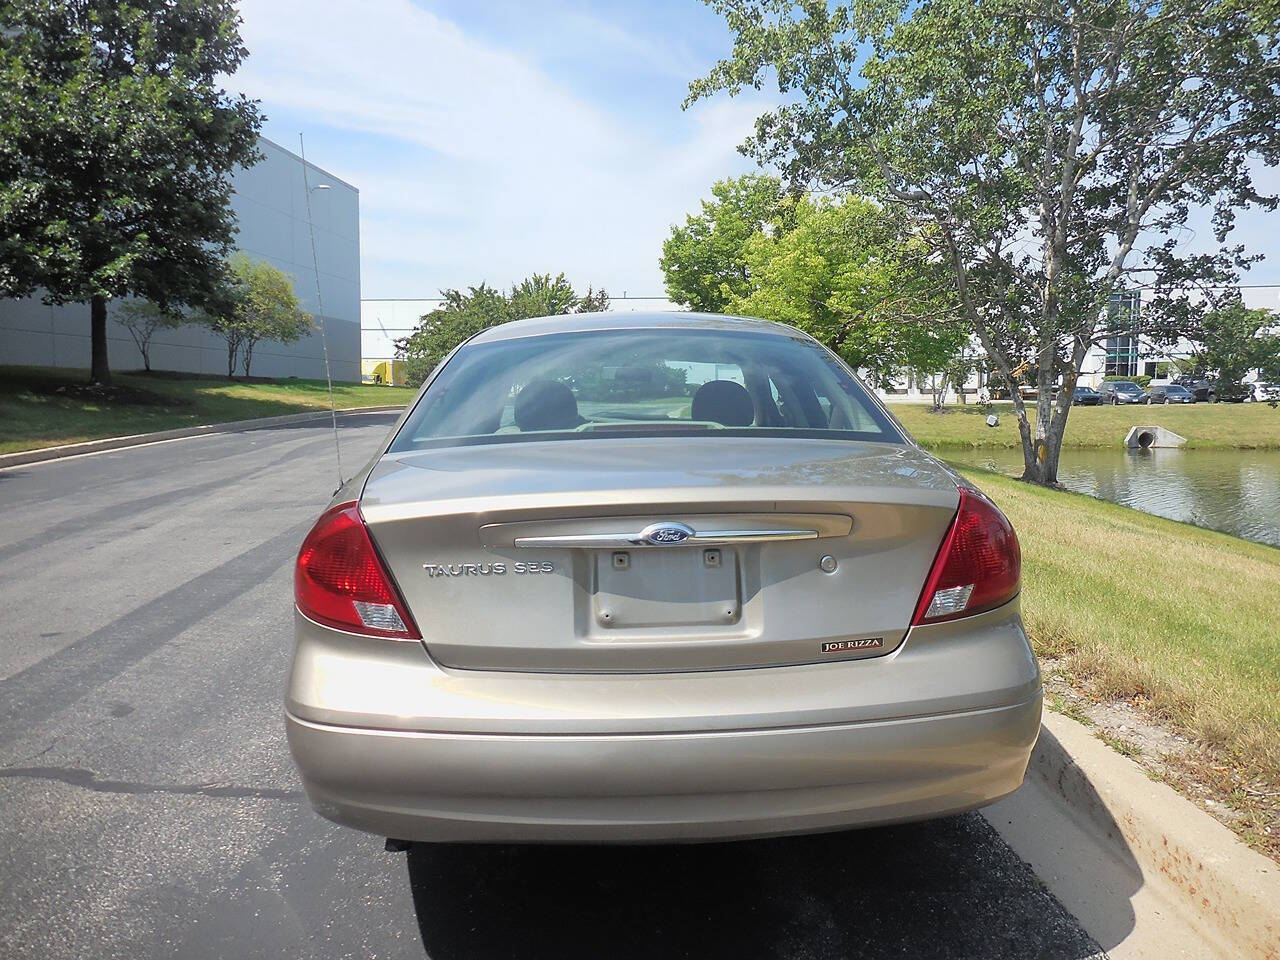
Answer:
(285, 312, 1040, 844)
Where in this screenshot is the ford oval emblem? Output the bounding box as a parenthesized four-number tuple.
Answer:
(640, 521, 695, 545)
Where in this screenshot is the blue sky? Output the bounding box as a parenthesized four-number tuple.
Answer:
(232, 0, 769, 302)
(231, 0, 1280, 309)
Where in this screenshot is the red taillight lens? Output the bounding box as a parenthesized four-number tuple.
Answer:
(912, 488, 1021, 625)
(294, 501, 420, 639)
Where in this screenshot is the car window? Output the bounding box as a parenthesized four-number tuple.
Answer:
(390, 328, 902, 450)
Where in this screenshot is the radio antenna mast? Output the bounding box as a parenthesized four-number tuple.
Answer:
(299, 132, 344, 489)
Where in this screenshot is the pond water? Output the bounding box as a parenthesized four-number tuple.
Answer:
(943, 447, 1280, 548)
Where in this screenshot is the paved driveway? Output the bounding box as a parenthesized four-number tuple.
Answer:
(0, 414, 1106, 959)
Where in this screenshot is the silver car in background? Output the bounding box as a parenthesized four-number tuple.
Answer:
(286, 313, 1040, 843)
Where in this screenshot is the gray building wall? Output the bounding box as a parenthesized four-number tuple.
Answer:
(0, 136, 361, 382)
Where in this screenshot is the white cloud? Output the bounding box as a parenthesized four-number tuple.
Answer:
(232, 0, 768, 299)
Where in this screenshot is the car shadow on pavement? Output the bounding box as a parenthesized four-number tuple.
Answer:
(406, 811, 1106, 960)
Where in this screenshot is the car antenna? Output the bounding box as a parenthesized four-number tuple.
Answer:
(299, 132, 344, 492)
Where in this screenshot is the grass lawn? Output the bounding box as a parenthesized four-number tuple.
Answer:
(0, 366, 417, 455)
(892, 400, 1280, 450)
(965, 467, 1280, 852)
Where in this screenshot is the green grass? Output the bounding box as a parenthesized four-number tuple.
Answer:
(962, 467, 1280, 797)
(892, 400, 1280, 450)
(0, 366, 417, 454)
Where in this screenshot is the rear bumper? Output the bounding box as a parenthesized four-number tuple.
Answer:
(285, 600, 1041, 843)
(286, 693, 1041, 843)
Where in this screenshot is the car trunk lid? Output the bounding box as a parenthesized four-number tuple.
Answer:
(360, 436, 960, 673)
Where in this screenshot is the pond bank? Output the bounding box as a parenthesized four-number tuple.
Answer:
(891, 400, 1280, 450)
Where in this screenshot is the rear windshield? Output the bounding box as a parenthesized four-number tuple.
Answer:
(389, 327, 903, 451)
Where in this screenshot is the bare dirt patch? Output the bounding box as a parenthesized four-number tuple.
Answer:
(42, 382, 188, 407)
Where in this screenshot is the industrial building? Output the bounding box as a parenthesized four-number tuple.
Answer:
(0, 137, 361, 382)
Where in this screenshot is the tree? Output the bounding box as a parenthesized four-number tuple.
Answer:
(690, 0, 1280, 484)
(198, 306, 248, 380)
(116, 300, 186, 373)
(0, 0, 263, 385)
(940, 353, 981, 406)
(396, 275, 610, 387)
(577, 286, 611, 314)
(199, 253, 313, 378)
(230, 254, 313, 379)
(1187, 300, 1280, 388)
(722, 193, 966, 384)
(395, 284, 512, 388)
(660, 174, 786, 312)
(507, 273, 580, 319)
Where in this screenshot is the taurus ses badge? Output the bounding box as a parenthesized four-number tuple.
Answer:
(640, 522, 695, 545)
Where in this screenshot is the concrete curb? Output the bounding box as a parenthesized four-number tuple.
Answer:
(0, 405, 407, 469)
(986, 709, 1280, 959)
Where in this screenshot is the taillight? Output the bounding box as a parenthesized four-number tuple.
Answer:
(294, 501, 420, 639)
(912, 488, 1021, 625)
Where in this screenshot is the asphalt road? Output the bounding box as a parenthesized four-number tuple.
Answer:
(0, 414, 1106, 960)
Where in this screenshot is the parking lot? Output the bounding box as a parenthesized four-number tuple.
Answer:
(0, 414, 1106, 959)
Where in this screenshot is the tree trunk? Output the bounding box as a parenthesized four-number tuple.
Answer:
(1015, 408, 1039, 482)
(1020, 371, 1079, 486)
(243, 339, 256, 379)
(90, 295, 111, 385)
(226, 339, 238, 378)
(1022, 410, 1069, 485)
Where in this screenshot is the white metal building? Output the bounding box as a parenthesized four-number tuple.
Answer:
(0, 136, 361, 382)
(1079, 287, 1280, 385)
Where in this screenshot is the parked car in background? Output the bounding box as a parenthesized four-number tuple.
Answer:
(1174, 376, 1213, 401)
(1212, 380, 1250, 403)
(1174, 376, 1250, 403)
(1072, 386, 1102, 406)
(1172, 376, 1213, 401)
(286, 312, 1040, 844)
(1246, 382, 1280, 403)
(1097, 380, 1148, 405)
(1147, 383, 1196, 404)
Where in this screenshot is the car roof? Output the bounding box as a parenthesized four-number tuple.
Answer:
(468, 311, 808, 344)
